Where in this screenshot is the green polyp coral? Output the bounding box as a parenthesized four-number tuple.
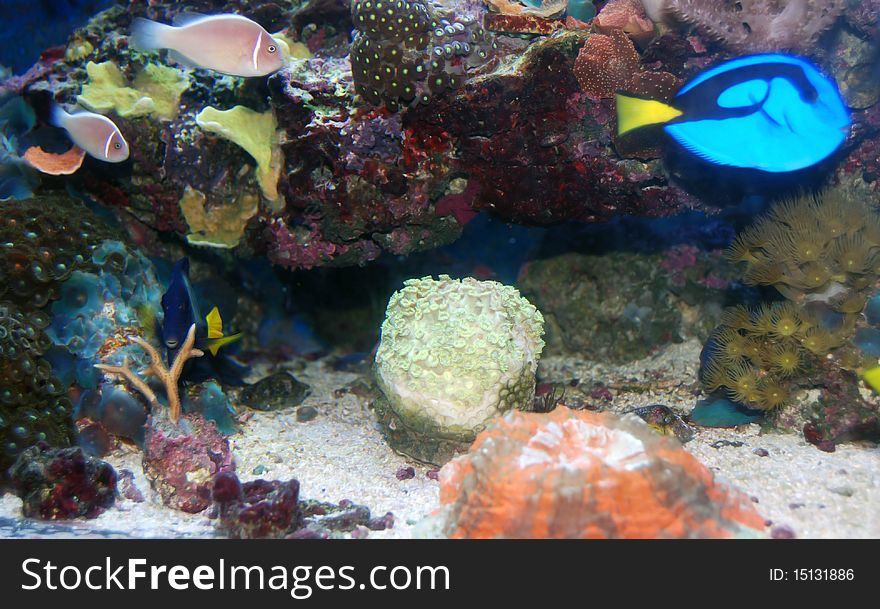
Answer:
(77, 61, 190, 120)
(701, 188, 878, 411)
(374, 275, 545, 464)
(194, 105, 282, 202)
(178, 186, 260, 249)
(0, 195, 119, 476)
(727, 188, 880, 312)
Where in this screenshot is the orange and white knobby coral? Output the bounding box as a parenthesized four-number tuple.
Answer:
(435, 406, 767, 538)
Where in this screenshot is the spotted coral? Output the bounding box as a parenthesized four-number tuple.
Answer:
(0, 195, 119, 475)
(349, 0, 496, 111)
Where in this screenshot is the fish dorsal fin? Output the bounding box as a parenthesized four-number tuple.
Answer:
(206, 306, 224, 339)
(172, 11, 210, 27)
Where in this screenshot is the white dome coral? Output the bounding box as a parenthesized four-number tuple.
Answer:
(374, 275, 545, 464)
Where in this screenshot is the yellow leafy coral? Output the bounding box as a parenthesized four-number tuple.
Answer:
(178, 186, 260, 249)
(77, 61, 190, 120)
(195, 105, 282, 202)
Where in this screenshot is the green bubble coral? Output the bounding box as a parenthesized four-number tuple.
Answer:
(194, 105, 282, 202)
(374, 275, 545, 465)
(77, 61, 190, 121)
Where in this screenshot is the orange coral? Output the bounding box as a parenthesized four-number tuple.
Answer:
(436, 407, 766, 538)
(595, 0, 656, 44)
(573, 29, 640, 99)
(574, 29, 681, 101)
(22, 145, 86, 175)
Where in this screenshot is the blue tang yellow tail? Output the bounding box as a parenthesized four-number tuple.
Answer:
(616, 53, 851, 173)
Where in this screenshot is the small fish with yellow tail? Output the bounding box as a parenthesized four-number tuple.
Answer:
(50, 105, 129, 163)
(131, 13, 285, 77)
(616, 53, 850, 173)
(153, 258, 249, 385)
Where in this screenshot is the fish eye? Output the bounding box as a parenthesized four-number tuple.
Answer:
(267, 44, 277, 53)
(114, 142, 121, 149)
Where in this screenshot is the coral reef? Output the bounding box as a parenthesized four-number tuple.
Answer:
(9, 443, 117, 519)
(9, 1, 705, 274)
(374, 275, 544, 464)
(427, 407, 766, 538)
(142, 411, 235, 513)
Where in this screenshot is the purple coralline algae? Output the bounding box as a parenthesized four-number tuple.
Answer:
(142, 412, 235, 513)
(212, 471, 304, 539)
(9, 443, 117, 519)
(211, 470, 395, 538)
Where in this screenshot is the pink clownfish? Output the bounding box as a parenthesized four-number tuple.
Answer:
(50, 106, 129, 163)
(131, 13, 285, 78)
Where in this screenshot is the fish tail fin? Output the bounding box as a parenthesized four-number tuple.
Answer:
(49, 104, 69, 129)
(206, 333, 243, 357)
(616, 93, 683, 136)
(863, 366, 880, 393)
(206, 306, 224, 339)
(130, 17, 174, 51)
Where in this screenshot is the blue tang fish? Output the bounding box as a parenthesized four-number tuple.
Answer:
(616, 54, 851, 173)
(157, 258, 248, 385)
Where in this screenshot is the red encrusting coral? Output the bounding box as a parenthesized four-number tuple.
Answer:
(9, 444, 117, 520)
(212, 471, 304, 539)
(573, 29, 641, 99)
(142, 412, 235, 513)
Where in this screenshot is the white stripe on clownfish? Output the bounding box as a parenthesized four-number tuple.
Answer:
(252, 30, 262, 73)
(103, 130, 114, 160)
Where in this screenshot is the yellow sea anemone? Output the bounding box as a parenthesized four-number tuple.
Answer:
(725, 363, 762, 404)
(719, 305, 752, 331)
(743, 262, 784, 286)
(769, 302, 801, 338)
(756, 381, 789, 409)
(830, 233, 872, 275)
(769, 342, 802, 376)
(799, 327, 835, 355)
